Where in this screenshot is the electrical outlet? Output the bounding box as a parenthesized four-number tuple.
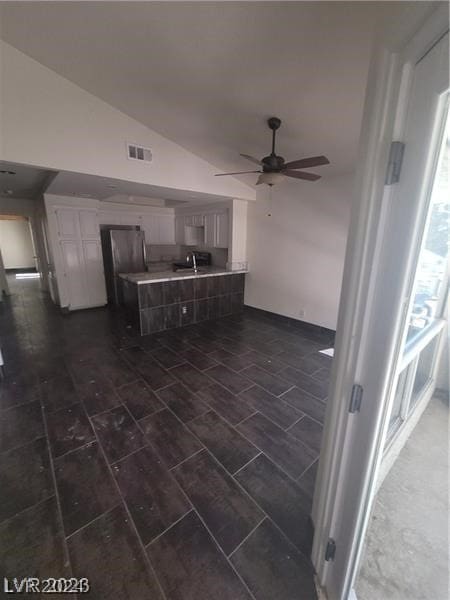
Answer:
(181, 306, 187, 315)
(299, 308, 305, 318)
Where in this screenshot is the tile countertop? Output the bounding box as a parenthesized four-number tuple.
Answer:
(119, 267, 248, 285)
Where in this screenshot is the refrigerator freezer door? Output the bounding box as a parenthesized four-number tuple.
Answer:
(109, 230, 146, 304)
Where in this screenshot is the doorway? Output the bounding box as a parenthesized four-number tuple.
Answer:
(311, 11, 448, 600)
(0, 215, 39, 278)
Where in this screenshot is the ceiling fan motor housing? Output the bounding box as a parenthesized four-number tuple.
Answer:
(262, 154, 285, 171)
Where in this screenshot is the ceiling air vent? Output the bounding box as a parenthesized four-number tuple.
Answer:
(127, 143, 152, 163)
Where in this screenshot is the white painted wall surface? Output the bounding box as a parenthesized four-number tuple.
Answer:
(0, 41, 254, 202)
(0, 219, 35, 268)
(245, 175, 352, 330)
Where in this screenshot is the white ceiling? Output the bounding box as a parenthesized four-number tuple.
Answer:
(0, 161, 54, 199)
(0, 1, 391, 182)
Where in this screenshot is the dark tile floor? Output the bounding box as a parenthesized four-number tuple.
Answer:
(0, 277, 334, 599)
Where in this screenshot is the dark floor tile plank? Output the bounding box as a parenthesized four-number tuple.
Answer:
(242, 350, 286, 374)
(237, 413, 317, 480)
(188, 336, 224, 354)
(196, 383, 255, 426)
(78, 377, 121, 417)
(235, 454, 313, 555)
(279, 366, 329, 400)
(0, 496, 71, 585)
(288, 415, 323, 453)
(157, 382, 208, 423)
(178, 347, 219, 371)
(54, 441, 119, 536)
(296, 459, 319, 510)
(217, 337, 253, 356)
(280, 387, 327, 423)
(117, 379, 164, 420)
(240, 365, 292, 396)
(239, 385, 303, 429)
(46, 402, 95, 458)
(147, 511, 252, 600)
(40, 374, 79, 414)
(100, 355, 138, 388)
(188, 411, 259, 474)
(139, 409, 203, 468)
(173, 450, 263, 554)
(0, 437, 53, 523)
(230, 518, 317, 600)
(92, 406, 146, 463)
(312, 365, 332, 382)
(0, 401, 45, 453)
(149, 346, 185, 369)
(136, 357, 176, 391)
(205, 364, 252, 395)
(210, 348, 256, 371)
(112, 445, 190, 545)
(170, 363, 213, 393)
(0, 376, 40, 411)
(68, 505, 163, 600)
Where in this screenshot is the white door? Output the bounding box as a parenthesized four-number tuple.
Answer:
(56, 208, 79, 239)
(60, 239, 86, 309)
(312, 22, 448, 600)
(83, 240, 107, 306)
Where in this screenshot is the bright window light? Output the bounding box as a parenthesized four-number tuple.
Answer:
(15, 273, 40, 279)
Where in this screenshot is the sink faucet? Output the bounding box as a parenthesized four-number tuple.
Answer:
(188, 252, 198, 273)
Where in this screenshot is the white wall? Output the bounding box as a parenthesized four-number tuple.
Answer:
(245, 174, 352, 330)
(0, 219, 35, 268)
(0, 41, 255, 202)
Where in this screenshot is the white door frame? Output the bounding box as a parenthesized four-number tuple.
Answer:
(311, 6, 449, 599)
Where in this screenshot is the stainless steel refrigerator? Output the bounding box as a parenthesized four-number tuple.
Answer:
(100, 227, 146, 305)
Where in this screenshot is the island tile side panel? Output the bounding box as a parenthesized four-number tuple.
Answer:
(139, 274, 245, 335)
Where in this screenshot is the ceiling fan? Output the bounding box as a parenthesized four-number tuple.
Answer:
(215, 117, 329, 185)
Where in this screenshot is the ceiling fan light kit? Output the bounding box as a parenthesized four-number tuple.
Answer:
(215, 117, 330, 186)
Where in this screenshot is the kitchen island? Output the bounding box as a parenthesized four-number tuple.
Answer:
(119, 268, 247, 335)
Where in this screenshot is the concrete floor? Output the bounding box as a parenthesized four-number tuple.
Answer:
(356, 393, 449, 600)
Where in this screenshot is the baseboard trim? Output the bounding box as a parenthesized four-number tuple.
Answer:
(243, 305, 336, 343)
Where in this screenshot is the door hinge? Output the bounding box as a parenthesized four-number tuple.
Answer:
(349, 384, 363, 413)
(325, 538, 336, 561)
(385, 141, 405, 185)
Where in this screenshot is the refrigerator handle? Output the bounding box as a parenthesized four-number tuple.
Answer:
(142, 238, 147, 267)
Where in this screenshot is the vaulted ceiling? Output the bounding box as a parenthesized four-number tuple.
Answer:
(0, 2, 396, 182)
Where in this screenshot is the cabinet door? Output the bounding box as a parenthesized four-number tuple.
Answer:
(141, 215, 158, 244)
(215, 212, 229, 248)
(83, 240, 107, 306)
(56, 209, 79, 239)
(204, 213, 215, 248)
(60, 239, 86, 309)
(98, 211, 122, 226)
(79, 210, 99, 240)
(192, 214, 204, 226)
(175, 217, 186, 244)
(158, 215, 175, 245)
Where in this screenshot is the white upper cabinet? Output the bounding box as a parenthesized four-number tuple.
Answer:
(79, 210, 100, 240)
(56, 208, 79, 239)
(175, 209, 229, 248)
(175, 216, 185, 244)
(204, 213, 216, 247)
(215, 212, 229, 248)
(141, 214, 175, 245)
(158, 215, 176, 245)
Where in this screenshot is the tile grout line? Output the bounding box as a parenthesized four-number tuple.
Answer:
(85, 411, 170, 600)
(232, 451, 262, 476)
(227, 516, 267, 559)
(40, 404, 76, 581)
(65, 502, 122, 541)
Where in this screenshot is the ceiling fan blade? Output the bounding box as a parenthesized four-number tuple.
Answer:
(283, 155, 330, 170)
(240, 153, 262, 165)
(215, 170, 261, 176)
(284, 170, 321, 181)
